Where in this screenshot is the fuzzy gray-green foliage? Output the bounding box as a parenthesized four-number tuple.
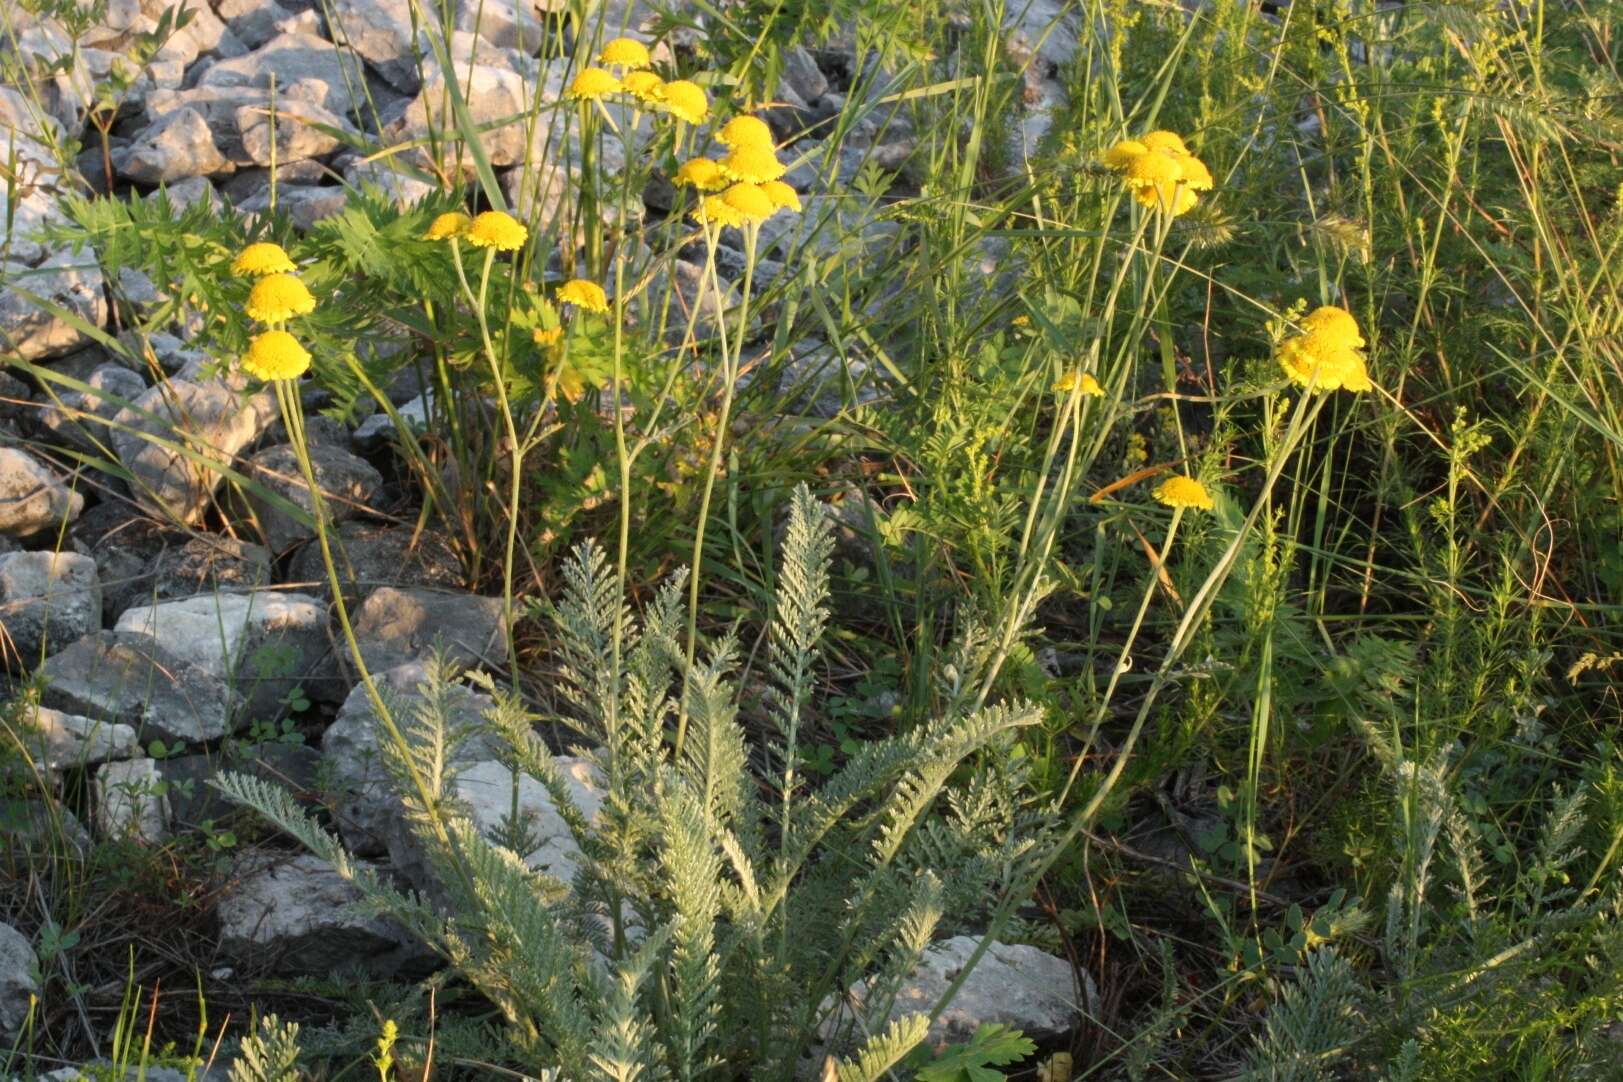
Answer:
(218, 484, 1045, 1079)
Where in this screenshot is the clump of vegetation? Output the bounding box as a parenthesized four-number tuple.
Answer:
(1, 0, 1620, 1075)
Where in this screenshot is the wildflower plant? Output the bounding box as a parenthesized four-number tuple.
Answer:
(217, 486, 1049, 1078)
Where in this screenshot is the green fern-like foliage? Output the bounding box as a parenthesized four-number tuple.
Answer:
(228, 1014, 304, 1082)
(217, 483, 1045, 1079)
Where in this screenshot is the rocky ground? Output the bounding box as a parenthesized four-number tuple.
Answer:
(0, 0, 1088, 1071)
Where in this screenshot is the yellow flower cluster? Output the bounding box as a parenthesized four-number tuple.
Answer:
(1054, 370, 1104, 397)
(1102, 130, 1213, 217)
(567, 56, 710, 125)
(682, 113, 801, 230)
(423, 208, 528, 252)
(230, 242, 314, 381)
(1154, 474, 1214, 510)
(1277, 305, 1373, 393)
(558, 278, 609, 313)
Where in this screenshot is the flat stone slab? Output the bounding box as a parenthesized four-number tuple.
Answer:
(0, 550, 101, 664)
(40, 630, 245, 743)
(349, 586, 508, 675)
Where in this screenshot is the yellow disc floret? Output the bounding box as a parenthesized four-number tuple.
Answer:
(657, 80, 709, 124)
(598, 37, 651, 69)
(1102, 139, 1148, 171)
(1140, 130, 1189, 155)
(760, 179, 801, 213)
(722, 142, 785, 183)
(717, 114, 773, 148)
(245, 273, 316, 323)
(1299, 304, 1364, 349)
(621, 70, 664, 104)
(674, 157, 728, 191)
(231, 242, 296, 277)
(558, 278, 609, 312)
(721, 182, 775, 223)
(242, 330, 312, 381)
(569, 67, 622, 101)
(424, 211, 471, 240)
(697, 193, 746, 229)
(1154, 474, 1214, 510)
(1276, 328, 1372, 393)
(465, 210, 528, 251)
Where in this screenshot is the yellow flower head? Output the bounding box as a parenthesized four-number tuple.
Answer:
(569, 67, 622, 101)
(717, 114, 773, 149)
(558, 278, 609, 313)
(1175, 153, 1214, 192)
(621, 70, 664, 104)
(1134, 182, 1199, 215)
(1154, 474, 1213, 510)
(465, 210, 528, 251)
(244, 273, 316, 323)
(697, 193, 746, 229)
(598, 36, 651, 69)
(231, 242, 296, 277)
(721, 182, 775, 224)
(722, 142, 785, 183)
(1102, 139, 1148, 171)
(1299, 304, 1364, 349)
(657, 80, 709, 124)
(1140, 130, 1189, 155)
(760, 179, 801, 213)
(674, 157, 728, 191)
(242, 330, 311, 381)
(1054, 370, 1104, 397)
(1123, 148, 1183, 191)
(424, 211, 471, 240)
(1277, 331, 1372, 393)
(533, 326, 563, 346)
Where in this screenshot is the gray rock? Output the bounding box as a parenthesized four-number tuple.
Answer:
(780, 45, 829, 103)
(375, 754, 602, 899)
(237, 97, 355, 166)
(0, 922, 39, 1038)
(161, 741, 320, 828)
(148, 175, 218, 212)
(110, 376, 276, 525)
(35, 363, 148, 453)
(329, 0, 418, 91)
(289, 522, 462, 599)
(218, 0, 323, 49)
(242, 442, 382, 554)
(453, 0, 550, 51)
(0, 799, 92, 855)
(0, 448, 84, 537)
(398, 62, 529, 167)
(116, 107, 227, 184)
(238, 184, 350, 231)
(95, 757, 169, 842)
(218, 852, 420, 975)
(40, 630, 245, 743)
(0, 250, 109, 362)
(75, 507, 272, 621)
(352, 390, 433, 446)
(1, 188, 70, 267)
(755, 193, 899, 264)
(7, 704, 139, 778)
(114, 590, 341, 715)
(343, 156, 435, 207)
(350, 586, 507, 675)
(826, 936, 1091, 1052)
(0, 550, 101, 664)
(776, 338, 883, 418)
(196, 32, 367, 117)
(320, 659, 500, 853)
(643, 259, 738, 343)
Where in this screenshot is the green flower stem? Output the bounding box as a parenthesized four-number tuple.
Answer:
(674, 220, 752, 761)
